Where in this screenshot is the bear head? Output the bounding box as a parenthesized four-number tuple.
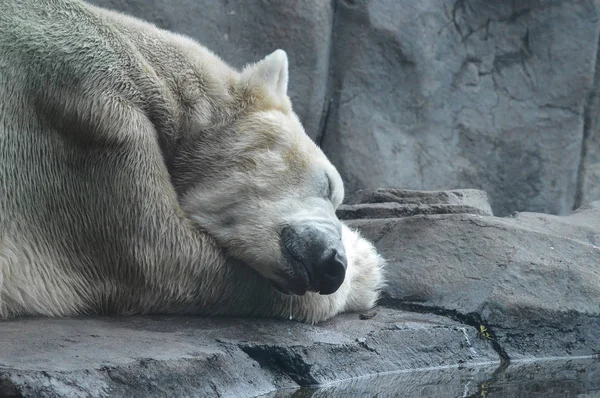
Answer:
(173, 50, 348, 296)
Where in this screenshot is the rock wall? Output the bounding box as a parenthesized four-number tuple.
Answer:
(89, 0, 600, 216)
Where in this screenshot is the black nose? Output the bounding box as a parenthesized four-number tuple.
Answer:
(315, 248, 347, 295)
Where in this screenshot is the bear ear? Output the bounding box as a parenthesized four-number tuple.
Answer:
(240, 49, 289, 101)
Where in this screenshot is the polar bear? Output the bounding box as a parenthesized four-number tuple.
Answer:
(0, 0, 385, 324)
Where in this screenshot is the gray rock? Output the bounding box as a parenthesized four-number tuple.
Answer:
(268, 359, 600, 397)
(337, 188, 494, 219)
(348, 200, 600, 360)
(511, 202, 600, 247)
(345, 188, 491, 207)
(87, 0, 334, 141)
(321, 0, 600, 216)
(0, 309, 498, 397)
(337, 202, 492, 220)
(577, 38, 600, 208)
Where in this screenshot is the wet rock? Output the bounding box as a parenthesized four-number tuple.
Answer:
(0, 309, 498, 397)
(267, 359, 600, 397)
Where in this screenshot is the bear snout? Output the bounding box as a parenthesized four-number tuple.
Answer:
(312, 247, 347, 295)
(280, 223, 347, 295)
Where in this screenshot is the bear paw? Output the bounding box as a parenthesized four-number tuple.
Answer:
(340, 223, 386, 313)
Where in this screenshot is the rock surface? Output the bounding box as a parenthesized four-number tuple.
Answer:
(346, 190, 600, 361)
(577, 38, 600, 209)
(1, 189, 599, 397)
(87, 0, 600, 216)
(0, 309, 498, 397)
(269, 359, 600, 397)
(322, 0, 600, 216)
(337, 188, 494, 219)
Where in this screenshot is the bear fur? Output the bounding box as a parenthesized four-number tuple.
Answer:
(0, 0, 385, 324)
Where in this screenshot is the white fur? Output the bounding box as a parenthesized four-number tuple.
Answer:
(241, 49, 289, 102)
(0, 0, 385, 323)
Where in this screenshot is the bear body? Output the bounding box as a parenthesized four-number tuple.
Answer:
(0, 0, 384, 323)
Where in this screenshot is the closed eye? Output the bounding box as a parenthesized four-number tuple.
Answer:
(325, 174, 332, 201)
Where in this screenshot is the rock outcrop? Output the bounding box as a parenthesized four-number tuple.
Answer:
(2, 189, 599, 397)
(345, 189, 600, 361)
(322, 0, 600, 217)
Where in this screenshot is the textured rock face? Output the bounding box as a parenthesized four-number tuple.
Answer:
(88, 0, 600, 216)
(577, 42, 600, 209)
(0, 310, 499, 397)
(322, 0, 600, 216)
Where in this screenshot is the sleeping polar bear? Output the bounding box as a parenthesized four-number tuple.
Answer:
(0, 0, 385, 324)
